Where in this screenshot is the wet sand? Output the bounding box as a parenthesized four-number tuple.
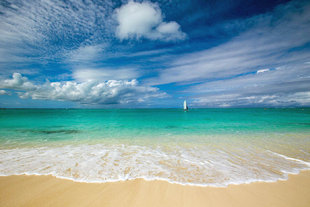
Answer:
(1, 171, 310, 207)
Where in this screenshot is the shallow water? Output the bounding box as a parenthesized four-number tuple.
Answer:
(0, 108, 310, 186)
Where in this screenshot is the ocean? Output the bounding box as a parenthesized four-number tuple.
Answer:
(0, 108, 310, 186)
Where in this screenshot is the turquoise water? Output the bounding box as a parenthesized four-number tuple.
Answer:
(1, 108, 310, 144)
(1, 108, 310, 186)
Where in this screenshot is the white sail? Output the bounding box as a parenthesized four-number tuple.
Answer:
(184, 100, 188, 111)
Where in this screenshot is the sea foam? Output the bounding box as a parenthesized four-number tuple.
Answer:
(1, 143, 310, 187)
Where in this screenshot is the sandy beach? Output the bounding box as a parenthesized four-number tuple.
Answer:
(1, 171, 310, 207)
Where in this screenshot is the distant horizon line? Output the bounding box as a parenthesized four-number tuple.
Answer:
(0, 107, 309, 109)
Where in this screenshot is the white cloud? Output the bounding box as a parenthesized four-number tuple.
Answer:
(0, 73, 166, 105)
(285, 92, 310, 105)
(0, 90, 10, 95)
(147, 1, 310, 85)
(0, 73, 36, 90)
(156, 22, 178, 34)
(257, 69, 270, 74)
(141, 1, 310, 107)
(72, 68, 140, 82)
(68, 45, 103, 63)
(124, 48, 171, 58)
(187, 64, 310, 107)
(114, 1, 186, 41)
(0, 0, 114, 68)
(192, 92, 310, 107)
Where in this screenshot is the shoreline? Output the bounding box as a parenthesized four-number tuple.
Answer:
(1, 170, 310, 207)
(0, 169, 307, 187)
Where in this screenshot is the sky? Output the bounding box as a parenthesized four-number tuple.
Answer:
(0, 0, 310, 108)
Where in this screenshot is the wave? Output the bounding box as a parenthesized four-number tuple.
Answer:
(1, 143, 310, 187)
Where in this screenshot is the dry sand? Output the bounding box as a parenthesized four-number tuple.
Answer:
(1, 171, 310, 207)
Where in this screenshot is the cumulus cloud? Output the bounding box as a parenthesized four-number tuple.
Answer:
(0, 73, 36, 90)
(114, 1, 186, 41)
(0, 73, 166, 105)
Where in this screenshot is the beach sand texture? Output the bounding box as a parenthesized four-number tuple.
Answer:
(1, 171, 310, 207)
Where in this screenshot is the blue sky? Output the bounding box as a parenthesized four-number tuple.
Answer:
(0, 0, 310, 108)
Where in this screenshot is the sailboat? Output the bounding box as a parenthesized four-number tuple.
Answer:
(183, 100, 188, 111)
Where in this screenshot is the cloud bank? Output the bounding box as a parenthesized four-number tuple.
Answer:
(115, 1, 186, 41)
(0, 73, 165, 105)
(189, 65, 310, 107)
